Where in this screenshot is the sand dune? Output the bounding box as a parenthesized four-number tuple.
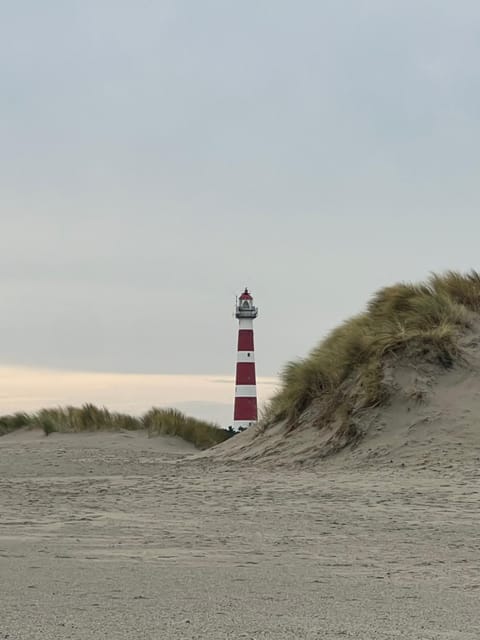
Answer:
(1, 428, 479, 639)
(207, 325, 480, 473)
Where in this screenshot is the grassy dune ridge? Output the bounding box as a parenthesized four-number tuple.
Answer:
(264, 270, 480, 430)
(0, 405, 232, 449)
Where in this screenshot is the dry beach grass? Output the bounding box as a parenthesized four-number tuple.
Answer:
(264, 271, 480, 428)
(0, 405, 230, 449)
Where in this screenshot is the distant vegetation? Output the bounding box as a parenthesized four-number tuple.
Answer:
(264, 270, 480, 429)
(0, 404, 232, 449)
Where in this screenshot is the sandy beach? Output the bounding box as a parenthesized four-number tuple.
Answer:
(0, 429, 479, 639)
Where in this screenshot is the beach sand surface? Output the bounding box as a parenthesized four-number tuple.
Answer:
(1, 429, 479, 639)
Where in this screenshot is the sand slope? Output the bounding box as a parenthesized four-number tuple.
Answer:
(208, 328, 480, 471)
(1, 429, 480, 639)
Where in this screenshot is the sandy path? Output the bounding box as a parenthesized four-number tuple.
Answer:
(1, 431, 479, 639)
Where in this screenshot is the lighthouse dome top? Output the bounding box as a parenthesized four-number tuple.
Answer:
(239, 288, 253, 301)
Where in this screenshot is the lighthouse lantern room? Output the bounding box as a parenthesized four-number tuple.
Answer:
(233, 288, 258, 430)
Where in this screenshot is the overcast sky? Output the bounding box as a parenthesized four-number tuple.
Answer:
(2, 1, 480, 390)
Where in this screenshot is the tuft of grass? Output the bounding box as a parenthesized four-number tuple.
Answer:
(40, 416, 57, 437)
(0, 404, 231, 449)
(143, 408, 231, 449)
(430, 270, 480, 311)
(264, 271, 479, 430)
(0, 412, 30, 436)
(29, 405, 144, 434)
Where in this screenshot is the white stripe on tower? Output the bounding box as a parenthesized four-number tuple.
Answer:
(236, 351, 255, 363)
(234, 289, 258, 430)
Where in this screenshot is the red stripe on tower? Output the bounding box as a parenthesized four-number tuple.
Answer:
(233, 288, 259, 430)
(234, 397, 258, 421)
(235, 362, 256, 385)
(237, 330, 254, 351)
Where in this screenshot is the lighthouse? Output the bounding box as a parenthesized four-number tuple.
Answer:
(233, 288, 258, 431)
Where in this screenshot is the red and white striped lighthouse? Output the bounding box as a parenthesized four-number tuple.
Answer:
(233, 288, 258, 430)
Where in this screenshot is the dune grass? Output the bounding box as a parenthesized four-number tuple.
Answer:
(0, 412, 31, 437)
(264, 271, 480, 428)
(0, 404, 232, 449)
(143, 408, 231, 449)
